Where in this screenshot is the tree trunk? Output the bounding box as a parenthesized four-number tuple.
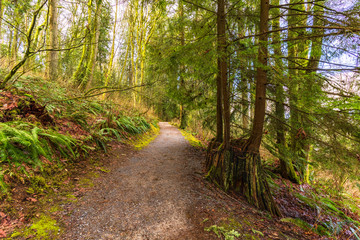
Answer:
(272, 0, 299, 183)
(206, 0, 281, 216)
(103, 0, 118, 99)
(0, 0, 4, 44)
(276, 85, 299, 183)
(72, 0, 93, 87)
(86, 0, 102, 89)
(287, 0, 303, 180)
(47, 0, 59, 80)
(218, 0, 230, 149)
(11, 28, 18, 66)
(216, 59, 223, 142)
(300, 1, 325, 183)
(179, 0, 187, 129)
(8, 30, 12, 67)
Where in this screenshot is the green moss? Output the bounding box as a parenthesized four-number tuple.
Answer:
(99, 167, 110, 173)
(78, 178, 94, 188)
(11, 215, 60, 239)
(66, 193, 76, 199)
(180, 130, 204, 148)
(131, 124, 160, 150)
(49, 205, 61, 213)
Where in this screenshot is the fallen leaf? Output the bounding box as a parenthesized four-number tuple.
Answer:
(0, 229, 6, 238)
(26, 197, 37, 202)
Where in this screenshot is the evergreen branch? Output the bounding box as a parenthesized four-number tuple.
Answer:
(270, 0, 324, 9)
(182, 0, 216, 14)
(278, 56, 359, 69)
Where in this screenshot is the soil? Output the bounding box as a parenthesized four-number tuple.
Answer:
(60, 122, 316, 240)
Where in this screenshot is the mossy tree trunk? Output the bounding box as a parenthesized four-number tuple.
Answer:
(72, 0, 93, 88)
(0, 0, 4, 44)
(85, 0, 102, 89)
(179, 0, 187, 130)
(104, 0, 118, 95)
(299, 1, 325, 183)
(47, 0, 59, 81)
(287, 0, 314, 183)
(271, 0, 300, 183)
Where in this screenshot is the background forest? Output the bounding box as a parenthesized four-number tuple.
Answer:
(1, 0, 360, 238)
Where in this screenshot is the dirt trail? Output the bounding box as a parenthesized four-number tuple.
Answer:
(63, 122, 215, 240)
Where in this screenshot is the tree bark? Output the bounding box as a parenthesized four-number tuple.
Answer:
(86, 0, 102, 89)
(0, 0, 4, 44)
(216, 59, 223, 142)
(243, 0, 280, 215)
(103, 0, 118, 99)
(179, 0, 187, 129)
(72, 0, 93, 87)
(272, 0, 300, 183)
(300, 1, 325, 183)
(47, 0, 59, 80)
(218, 0, 230, 149)
(11, 28, 18, 66)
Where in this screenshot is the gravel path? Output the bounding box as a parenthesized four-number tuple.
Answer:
(63, 122, 215, 240)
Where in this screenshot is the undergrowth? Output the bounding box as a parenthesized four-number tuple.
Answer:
(0, 77, 158, 238)
(0, 77, 158, 192)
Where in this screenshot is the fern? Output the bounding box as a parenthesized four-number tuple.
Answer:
(0, 122, 79, 170)
(39, 131, 77, 159)
(98, 128, 122, 141)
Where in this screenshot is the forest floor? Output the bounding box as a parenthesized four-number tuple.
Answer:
(59, 122, 317, 240)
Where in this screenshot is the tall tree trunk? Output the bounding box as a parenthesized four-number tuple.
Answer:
(72, 0, 93, 87)
(242, 0, 280, 215)
(47, 0, 59, 80)
(8, 30, 12, 67)
(272, 0, 299, 183)
(241, 63, 249, 131)
(300, 1, 325, 183)
(179, 0, 187, 129)
(218, 0, 230, 149)
(103, 0, 118, 98)
(11, 28, 18, 66)
(288, 0, 313, 182)
(206, 0, 280, 216)
(216, 59, 223, 142)
(0, 0, 4, 44)
(86, 0, 102, 89)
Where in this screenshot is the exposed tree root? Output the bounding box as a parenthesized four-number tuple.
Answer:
(206, 139, 281, 216)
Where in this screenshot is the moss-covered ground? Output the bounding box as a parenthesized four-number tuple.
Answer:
(180, 129, 204, 148)
(129, 124, 160, 150)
